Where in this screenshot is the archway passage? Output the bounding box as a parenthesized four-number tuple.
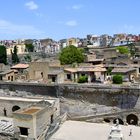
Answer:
(104, 118, 111, 123)
(113, 118, 124, 125)
(127, 114, 138, 125)
(12, 105, 20, 112)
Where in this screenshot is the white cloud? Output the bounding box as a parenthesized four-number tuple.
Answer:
(72, 4, 83, 10)
(0, 19, 45, 39)
(66, 20, 78, 27)
(25, 1, 38, 10)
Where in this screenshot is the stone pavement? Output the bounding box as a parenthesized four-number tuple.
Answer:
(50, 121, 140, 140)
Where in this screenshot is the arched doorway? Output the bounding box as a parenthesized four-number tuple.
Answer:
(126, 114, 138, 125)
(12, 105, 20, 112)
(113, 118, 124, 125)
(104, 118, 111, 123)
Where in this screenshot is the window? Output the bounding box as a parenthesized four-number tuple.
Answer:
(69, 40, 72, 45)
(134, 61, 138, 64)
(19, 127, 28, 136)
(51, 115, 54, 124)
(67, 74, 71, 80)
(3, 108, 7, 116)
(0, 76, 2, 80)
(11, 76, 13, 81)
(8, 76, 10, 80)
(41, 72, 43, 78)
(52, 77, 56, 82)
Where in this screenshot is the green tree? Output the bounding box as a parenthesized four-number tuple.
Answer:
(128, 43, 136, 56)
(113, 75, 123, 84)
(11, 46, 19, 64)
(59, 45, 84, 65)
(116, 46, 129, 54)
(0, 45, 7, 64)
(25, 44, 34, 52)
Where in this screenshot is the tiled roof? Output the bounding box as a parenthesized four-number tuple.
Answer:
(77, 67, 106, 72)
(64, 68, 77, 73)
(112, 68, 136, 73)
(0, 70, 14, 75)
(11, 64, 29, 69)
(64, 67, 106, 73)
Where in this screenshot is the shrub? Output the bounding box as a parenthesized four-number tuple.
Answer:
(24, 54, 32, 62)
(78, 75, 88, 83)
(113, 75, 123, 84)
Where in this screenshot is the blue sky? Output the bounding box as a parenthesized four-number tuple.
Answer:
(0, 0, 140, 40)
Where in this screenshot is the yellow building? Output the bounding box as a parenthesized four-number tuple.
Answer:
(67, 38, 78, 47)
(6, 44, 27, 55)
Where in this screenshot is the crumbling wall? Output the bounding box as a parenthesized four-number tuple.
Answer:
(0, 82, 139, 110)
(58, 85, 140, 109)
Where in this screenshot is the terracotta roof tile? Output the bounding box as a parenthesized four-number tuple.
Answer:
(11, 64, 29, 69)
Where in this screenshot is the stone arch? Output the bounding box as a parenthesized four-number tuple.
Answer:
(126, 114, 138, 125)
(104, 118, 111, 123)
(130, 74, 136, 80)
(113, 118, 124, 125)
(12, 105, 20, 112)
